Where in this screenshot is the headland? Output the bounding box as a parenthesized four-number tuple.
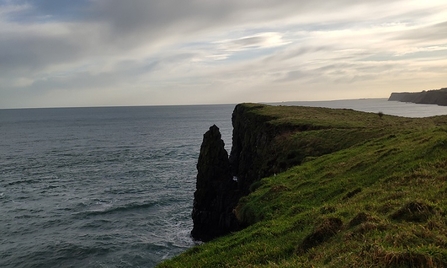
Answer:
(389, 87, 447, 106)
(159, 103, 447, 267)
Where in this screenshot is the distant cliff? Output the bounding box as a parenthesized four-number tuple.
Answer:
(389, 87, 447, 106)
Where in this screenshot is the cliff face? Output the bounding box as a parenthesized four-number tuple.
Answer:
(229, 104, 279, 194)
(389, 87, 447, 106)
(229, 104, 307, 195)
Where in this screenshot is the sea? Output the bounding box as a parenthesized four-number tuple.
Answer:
(1, 99, 447, 268)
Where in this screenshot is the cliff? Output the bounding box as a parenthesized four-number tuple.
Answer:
(192, 103, 399, 240)
(389, 87, 447, 106)
(162, 104, 447, 267)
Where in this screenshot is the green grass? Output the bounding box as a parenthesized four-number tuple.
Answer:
(158, 104, 447, 268)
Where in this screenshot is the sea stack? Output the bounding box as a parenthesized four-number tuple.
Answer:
(191, 125, 240, 241)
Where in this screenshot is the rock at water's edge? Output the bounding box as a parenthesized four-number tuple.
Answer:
(191, 125, 240, 241)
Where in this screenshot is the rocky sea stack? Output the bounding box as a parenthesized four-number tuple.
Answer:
(191, 125, 240, 241)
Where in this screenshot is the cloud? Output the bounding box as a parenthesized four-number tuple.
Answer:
(0, 0, 90, 23)
(396, 21, 447, 42)
(216, 32, 289, 52)
(0, 0, 447, 108)
(0, 27, 82, 74)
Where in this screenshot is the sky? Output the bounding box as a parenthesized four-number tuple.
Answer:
(0, 0, 446, 109)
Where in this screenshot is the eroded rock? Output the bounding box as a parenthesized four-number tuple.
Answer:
(191, 125, 240, 241)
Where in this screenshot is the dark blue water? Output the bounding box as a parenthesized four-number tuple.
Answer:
(0, 105, 234, 268)
(1, 100, 447, 268)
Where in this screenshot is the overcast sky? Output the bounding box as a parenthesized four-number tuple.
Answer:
(0, 0, 446, 108)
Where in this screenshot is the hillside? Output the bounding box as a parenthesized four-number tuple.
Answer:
(159, 103, 447, 267)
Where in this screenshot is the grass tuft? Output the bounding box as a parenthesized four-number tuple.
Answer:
(297, 217, 343, 254)
(390, 201, 436, 222)
(349, 212, 370, 227)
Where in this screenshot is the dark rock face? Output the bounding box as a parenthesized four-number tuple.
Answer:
(229, 104, 276, 195)
(191, 125, 240, 241)
(229, 104, 304, 195)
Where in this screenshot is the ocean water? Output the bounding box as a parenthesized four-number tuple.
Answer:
(0, 105, 234, 268)
(1, 99, 447, 268)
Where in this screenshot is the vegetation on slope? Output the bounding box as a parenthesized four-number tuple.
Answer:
(159, 104, 447, 267)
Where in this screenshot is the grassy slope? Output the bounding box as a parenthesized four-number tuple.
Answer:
(159, 104, 447, 268)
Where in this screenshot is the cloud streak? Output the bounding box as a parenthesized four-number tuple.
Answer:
(0, 0, 446, 108)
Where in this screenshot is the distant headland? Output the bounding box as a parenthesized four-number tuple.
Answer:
(389, 87, 447, 106)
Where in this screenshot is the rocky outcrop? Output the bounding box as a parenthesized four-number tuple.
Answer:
(191, 125, 240, 241)
(389, 88, 447, 106)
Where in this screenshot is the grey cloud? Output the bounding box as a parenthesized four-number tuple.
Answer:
(396, 21, 447, 41)
(217, 35, 281, 53)
(277, 70, 309, 82)
(2, 0, 91, 22)
(87, 1, 234, 41)
(233, 37, 266, 46)
(10, 49, 198, 93)
(0, 0, 404, 74)
(111, 52, 198, 78)
(333, 74, 376, 84)
(23, 67, 145, 97)
(86, 0, 396, 45)
(278, 61, 398, 83)
(315, 62, 398, 75)
(30, 71, 120, 91)
(0, 33, 83, 75)
(264, 46, 332, 63)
